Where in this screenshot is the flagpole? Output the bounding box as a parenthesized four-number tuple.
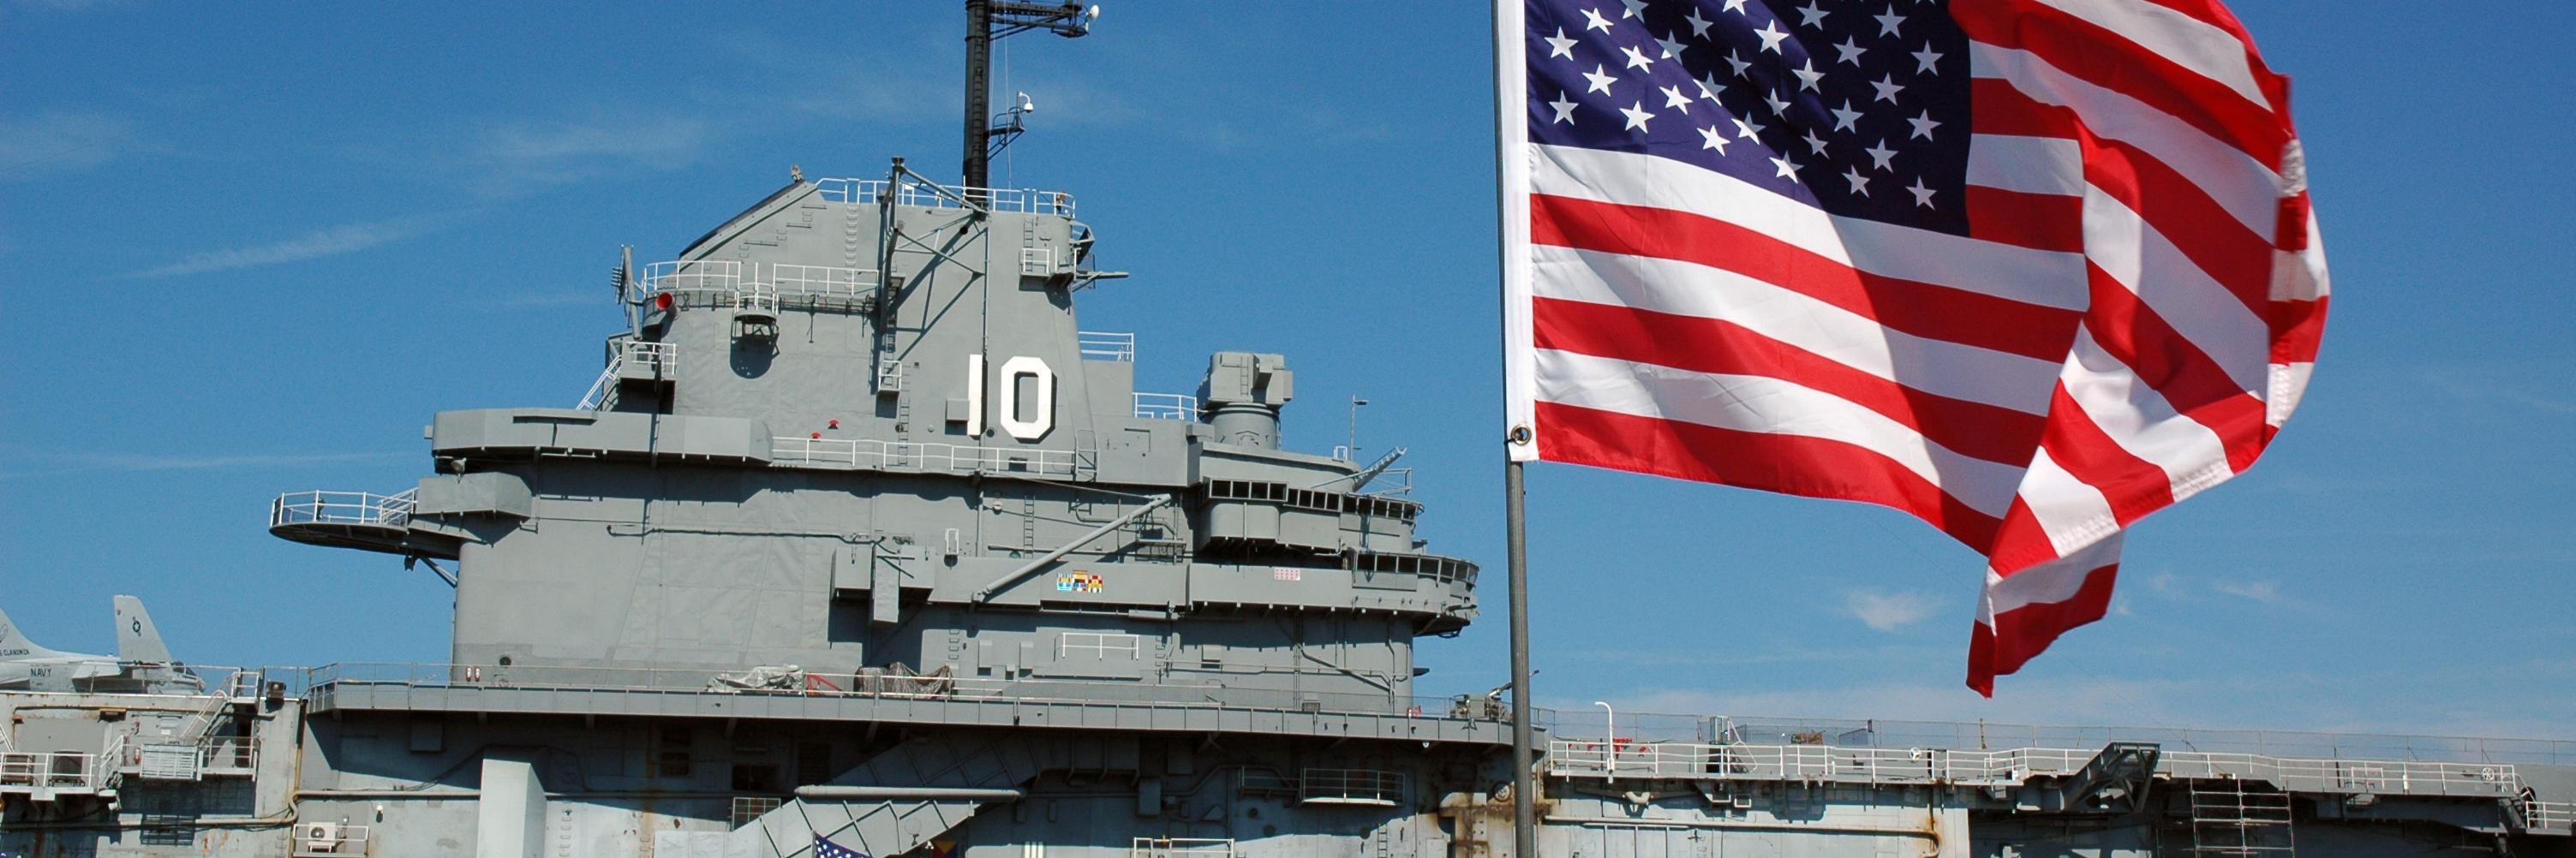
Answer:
(1487, 0, 1539, 852)
(1504, 458, 1537, 858)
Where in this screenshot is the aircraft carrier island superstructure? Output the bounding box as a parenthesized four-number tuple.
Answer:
(6, 6, 2576, 857)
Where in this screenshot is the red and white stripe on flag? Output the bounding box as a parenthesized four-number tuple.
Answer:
(1496, 0, 2329, 694)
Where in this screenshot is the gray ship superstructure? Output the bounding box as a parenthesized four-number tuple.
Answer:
(6, 6, 2576, 856)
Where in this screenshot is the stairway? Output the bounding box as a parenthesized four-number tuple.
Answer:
(729, 733, 1044, 858)
(2184, 778, 2296, 855)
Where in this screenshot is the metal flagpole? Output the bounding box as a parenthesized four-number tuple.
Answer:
(1505, 460, 1537, 858)
(1489, 0, 1539, 853)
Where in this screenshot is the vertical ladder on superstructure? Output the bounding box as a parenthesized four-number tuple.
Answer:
(2184, 778, 2297, 855)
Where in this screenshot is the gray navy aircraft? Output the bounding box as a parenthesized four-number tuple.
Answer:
(0, 596, 200, 696)
(3, 4, 2572, 857)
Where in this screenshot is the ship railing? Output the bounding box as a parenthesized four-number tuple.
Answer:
(1699, 713, 2576, 766)
(1541, 739, 2535, 797)
(622, 339, 678, 375)
(293, 662, 1466, 722)
(1130, 837, 1235, 858)
(577, 363, 619, 410)
(1078, 331, 1137, 361)
(270, 489, 416, 529)
(639, 259, 742, 293)
(198, 735, 259, 773)
(0, 750, 99, 792)
(2525, 798, 2576, 833)
(637, 260, 882, 303)
(768, 263, 878, 300)
(770, 437, 1080, 478)
(1133, 392, 1199, 421)
(2158, 753, 2523, 797)
(1298, 767, 1408, 805)
(814, 177, 1077, 217)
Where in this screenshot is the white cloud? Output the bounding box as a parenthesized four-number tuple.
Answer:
(0, 110, 145, 179)
(481, 118, 708, 166)
(2419, 370, 2576, 416)
(0, 451, 409, 480)
(2208, 579, 2285, 604)
(1844, 589, 1938, 632)
(463, 116, 713, 192)
(125, 217, 443, 279)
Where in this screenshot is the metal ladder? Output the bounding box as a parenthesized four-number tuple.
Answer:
(2185, 778, 2296, 855)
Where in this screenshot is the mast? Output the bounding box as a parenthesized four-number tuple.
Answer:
(961, 1, 1097, 190)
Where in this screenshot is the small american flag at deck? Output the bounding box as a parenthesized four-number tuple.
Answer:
(815, 837, 870, 858)
(1494, 0, 2329, 693)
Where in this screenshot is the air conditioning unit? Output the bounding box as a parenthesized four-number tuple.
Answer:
(301, 821, 347, 853)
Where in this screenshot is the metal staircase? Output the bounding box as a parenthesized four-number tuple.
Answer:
(2183, 778, 2296, 855)
(729, 733, 1044, 858)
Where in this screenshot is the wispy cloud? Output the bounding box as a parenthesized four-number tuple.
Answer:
(2208, 579, 2285, 604)
(0, 451, 409, 480)
(2418, 369, 2576, 417)
(0, 110, 150, 179)
(1844, 588, 1939, 631)
(483, 119, 708, 166)
(125, 217, 445, 279)
(469, 116, 712, 191)
(499, 291, 601, 309)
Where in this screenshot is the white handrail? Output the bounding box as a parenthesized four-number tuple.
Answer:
(272, 489, 416, 529)
(1541, 740, 2534, 798)
(813, 178, 1077, 216)
(1133, 393, 1198, 421)
(771, 437, 1080, 478)
(1078, 331, 1137, 361)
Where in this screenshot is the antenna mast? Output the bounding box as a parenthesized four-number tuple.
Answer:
(963, 1, 1097, 191)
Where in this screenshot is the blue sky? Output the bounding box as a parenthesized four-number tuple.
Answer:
(2, 2, 2569, 740)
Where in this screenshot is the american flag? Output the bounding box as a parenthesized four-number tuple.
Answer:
(814, 837, 870, 858)
(1495, 0, 2329, 693)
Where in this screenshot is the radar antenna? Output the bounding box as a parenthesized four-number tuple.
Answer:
(963, 2, 1097, 190)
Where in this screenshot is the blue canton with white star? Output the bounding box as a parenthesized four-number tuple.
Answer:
(814, 837, 870, 858)
(1527, 0, 1972, 232)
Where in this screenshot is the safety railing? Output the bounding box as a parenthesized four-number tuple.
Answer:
(1704, 714, 2576, 766)
(637, 260, 881, 304)
(577, 363, 619, 410)
(0, 751, 97, 792)
(770, 437, 1080, 478)
(1541, 740, 2534, 799)
(2525, 799, 2576, 833)
(291, 662, 1470, 726)
(1133, 392, 1199, 421)
(733, 283, 779, 318)
(1300, 767, 1407, 805)
(769, 263, 876, 298)
(199, 736, 259, 773)
(621, 339, 677, 376)
(2159, 753, 2523, 797)
(1131, 837, 1234, 857)
(270, 489, 416, 530)
(639, 259, 742, 293)
(1079, 331, 1137, 361)
(814, 177, 1077, 217)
